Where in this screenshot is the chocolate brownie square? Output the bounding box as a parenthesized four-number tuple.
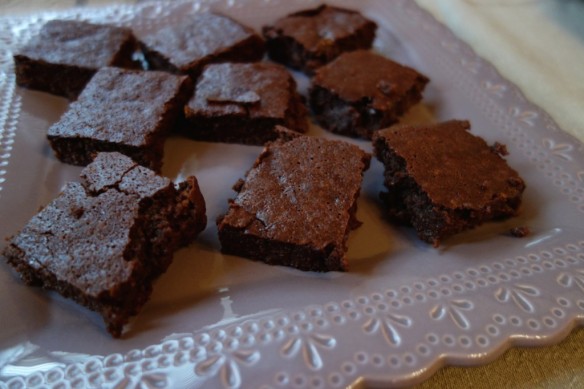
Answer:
(1, 152, 207, 337)
(373, 120, 526, 246)
(309, 50, 429, 139)
(14, 19, 139, 100)
(139, 12, 265, 78)
(183, 62, 308, 145)
(217, 128, 370, 272)
(262, 5, 377, 74)
(47, 67, 193, 172)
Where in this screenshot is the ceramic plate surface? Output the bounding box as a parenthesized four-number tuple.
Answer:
(1, 1, 584, 388)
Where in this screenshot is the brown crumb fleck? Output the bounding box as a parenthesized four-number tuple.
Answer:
(509, 226, 530, 238)
(491, 142, 509, 156)
(71, 207, 84, 219)
(233, 178, 245, 192)
(506, 176, 524, 188)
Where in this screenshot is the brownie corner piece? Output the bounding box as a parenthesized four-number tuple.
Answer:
(13, 19, 139, 99)
(373, 120, 526, 246)
(262, 5, 377, 74)
(217, 132, 371, 272)
(47, 66, 193, 172)
(183, 62, 308, 145)
(139, 12, 265, 78)
(1, 152, 206, 337)
(310, 50, 429, 139)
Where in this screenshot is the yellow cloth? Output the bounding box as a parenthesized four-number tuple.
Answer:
(416, 0, 584, 143)
(413, 327, 584, 388)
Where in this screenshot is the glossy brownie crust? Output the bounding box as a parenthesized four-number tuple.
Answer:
(262, 5, 377, 74)
(14, 20, 139, 100)
(140, 12, 265, 78)
(218, 129, 371, 272)
(47, 67, 193, 172)
(373, 120, 526, 246)
(1, 152, 207, 337)
(310, 50, 429, 139)
(184, 62, 308, 145)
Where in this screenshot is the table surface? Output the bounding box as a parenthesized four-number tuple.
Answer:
(1, 1, 583, 388)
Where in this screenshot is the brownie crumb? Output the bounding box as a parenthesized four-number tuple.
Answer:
(491, 142, 509, 156)
(509, 226, 530, 238)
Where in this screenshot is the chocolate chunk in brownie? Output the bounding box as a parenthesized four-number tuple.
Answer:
(262, 5, 377, 74)
(47, 67, 193, 172)
(183, 62, 308, 145)
(217, 128, 370, 272)
(139, 12, 265, 79)
(1, 152, 207, 337)
(309, 50, 429, 139)
(13, 19, 140, 100)
(373, 120, 526, 246)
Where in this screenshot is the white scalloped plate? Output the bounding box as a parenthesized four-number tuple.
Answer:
(1, 1, 584, 388)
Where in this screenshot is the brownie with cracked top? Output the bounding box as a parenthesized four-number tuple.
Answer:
(262, 5, 377, 74)
(47, 67, 193, 172)
(373, 120, 526, 246)
(14, 19, 139, 100)
(217, 128, 371, 272)
(1, 152, 207, 337)
(140, 12, 265, 78)
(183, 62, 308, 145)
(309, 50, 429, 139)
